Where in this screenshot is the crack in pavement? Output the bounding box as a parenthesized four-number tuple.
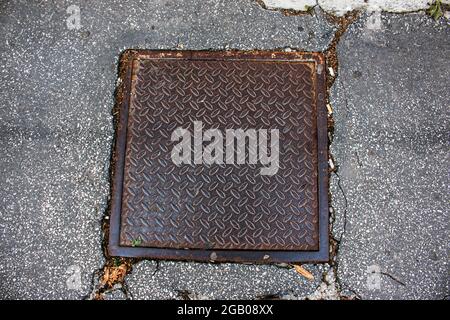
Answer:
(152, 261, 161, 277)
(329, 170, 359, 299)
(333, 171, 348, 245)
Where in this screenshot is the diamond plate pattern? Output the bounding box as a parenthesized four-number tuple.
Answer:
(118, 55, 320, 251)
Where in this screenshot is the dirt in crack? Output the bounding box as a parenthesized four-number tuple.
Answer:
(324, 10, 360, 90)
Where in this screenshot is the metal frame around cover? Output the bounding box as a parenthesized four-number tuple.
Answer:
(108, 50, 329, 263)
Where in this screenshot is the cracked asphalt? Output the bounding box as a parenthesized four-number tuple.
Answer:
(0, 0, 448, 300)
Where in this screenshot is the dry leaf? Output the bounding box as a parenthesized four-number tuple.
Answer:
(293, 264, 314, 281)
(100, 264, 128, 287)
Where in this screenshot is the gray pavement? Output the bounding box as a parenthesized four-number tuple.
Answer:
(331, 12, 449, 300)
(126, 261, 329, 300)
(0, 0, 448, 299)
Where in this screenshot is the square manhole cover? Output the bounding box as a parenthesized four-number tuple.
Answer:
(108, 50, 329, 263)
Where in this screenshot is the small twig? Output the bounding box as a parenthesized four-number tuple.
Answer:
(381, 272, 406, 286)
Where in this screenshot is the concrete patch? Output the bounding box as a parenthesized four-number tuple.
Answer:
(262, 0, 317, 11)
(261, 0, 450, 16)
(330, 12, 449, 299)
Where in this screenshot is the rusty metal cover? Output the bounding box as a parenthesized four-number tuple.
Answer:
(108, 50, 328, 263)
